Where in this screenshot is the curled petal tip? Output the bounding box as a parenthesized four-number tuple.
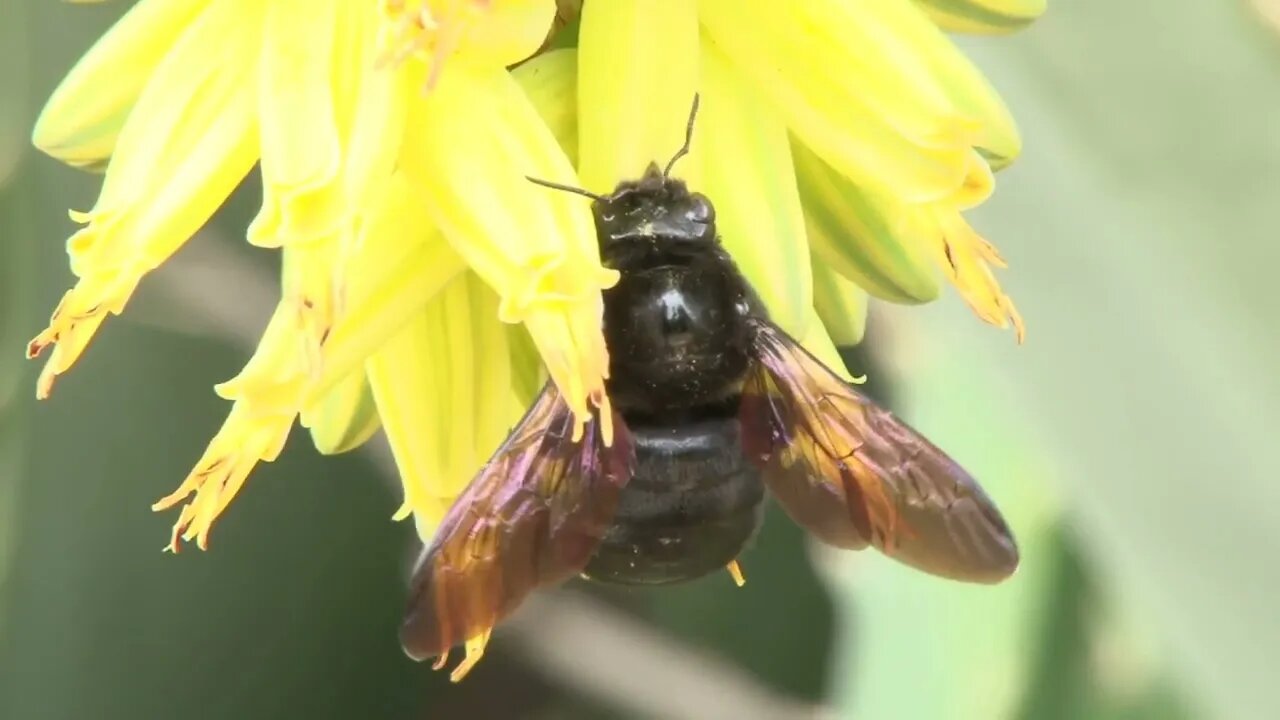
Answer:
(150, 491, 184, 513)
(391, 502, 414, 522)
(1011, 305, 1027, 344)
(26, 337, 48, 360)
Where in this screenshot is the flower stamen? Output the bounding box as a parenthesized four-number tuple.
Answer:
(930, 209, 1025, 342)
(379, 0, 492, 88)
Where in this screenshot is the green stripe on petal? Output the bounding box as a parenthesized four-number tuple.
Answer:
(32, 0, 213, 170)
(577, 0, 700, 191)
(812, 259, 870, 348)
(916, 0, 1046, 35)
(792, 139, 940, 305)
(695, 38, 810, 337)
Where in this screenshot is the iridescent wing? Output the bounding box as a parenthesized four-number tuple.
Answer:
(739, 320, 1018, 583)
(400, 382, 636, 678)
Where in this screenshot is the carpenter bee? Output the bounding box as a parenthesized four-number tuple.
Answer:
(400, 97, 1019, 680)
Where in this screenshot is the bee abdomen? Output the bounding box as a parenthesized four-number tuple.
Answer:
(582, 415, 765, 586)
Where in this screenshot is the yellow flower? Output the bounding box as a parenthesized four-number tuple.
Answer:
(29, 0, 1042, 557)
(557, 0, 1038, 356)
(28, 0, 616, 548)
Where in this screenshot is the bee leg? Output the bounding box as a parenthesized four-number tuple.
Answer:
(431, 650, 450, 671)
(449, 628, 493, 683)
(726, 560, 746, 587)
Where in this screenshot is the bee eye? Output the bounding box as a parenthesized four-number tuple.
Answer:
(688, 194, 715, 225)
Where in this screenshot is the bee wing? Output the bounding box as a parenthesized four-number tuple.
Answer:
(400, 382, 636, 661)
(739, 321, 1018, 583)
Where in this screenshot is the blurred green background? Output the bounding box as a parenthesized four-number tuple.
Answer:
(3, 1, 1279, 718)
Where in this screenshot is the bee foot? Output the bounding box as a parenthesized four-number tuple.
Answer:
(726, 560, 746, 587)
(431, 650, 449, 671)
(449, 629, 492, 683)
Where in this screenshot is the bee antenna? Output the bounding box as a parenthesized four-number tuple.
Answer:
(525, 176, 605, 201)
(663, 93, 701, 177)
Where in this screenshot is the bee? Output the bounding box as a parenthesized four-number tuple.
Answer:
(400, 98, 1019, 680)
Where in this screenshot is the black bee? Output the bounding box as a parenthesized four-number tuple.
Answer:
(400, 98, 1019, 680)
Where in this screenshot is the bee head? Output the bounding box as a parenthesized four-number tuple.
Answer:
(590, 163, 717, 248)
(525, 94, 712, 256)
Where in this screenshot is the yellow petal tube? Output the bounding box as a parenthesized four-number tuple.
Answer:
(400, 59, 616, 430)
(248, 0, 344, 248)
(699, 0, 974, 203)
(27, 0, 263, 399)
(916, 0, 1047, 35)
(154, 175, 466, 549)
(812, 259, 870, 348)
(693, 39, 810, 337)
(577, 0, 700, 191)
(32, 0, 212, 170)
(368, 272, 522, 541)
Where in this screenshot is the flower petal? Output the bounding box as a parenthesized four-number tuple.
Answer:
(506, 321, 546, 408)
(154, 175, 466, 549)
(301, 200, 467, 409)
(301, 369, 382, 455)
(377, 0, 554, 84)
(881, 0, 1025, 166)
(151, 400, 294, 551)
(27, 0, 263, 398)
(32, 0, 213, 170)
(693, 39, 810, 337)
(924, 207, 1024, 341)
(248, 0, 343, 247)
(812, 259, 870, 348)
(399, 59, 615, 427)
(577, 0, 700, 191)
(341, 3, 414, 217)
(792, 139, 940, 305)
(798, 308, 862, 385)
(368, 272, 521, 540)
(699, 0, 974, 203)
(456, 0, 557, 67)
(916, 0, 1046, 35)
(511, 48, 578, 165)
